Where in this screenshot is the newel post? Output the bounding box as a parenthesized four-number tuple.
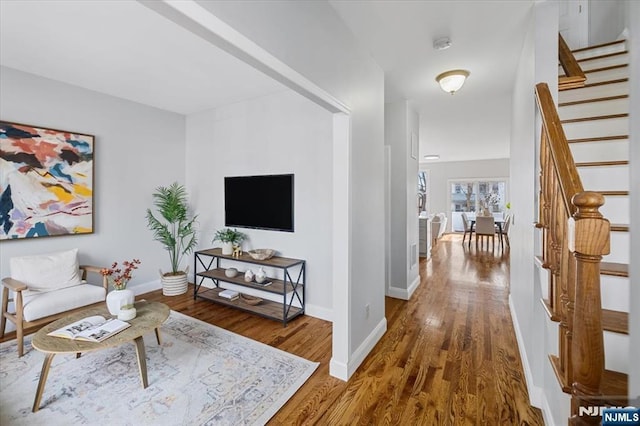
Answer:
(568, 192, 610, 425)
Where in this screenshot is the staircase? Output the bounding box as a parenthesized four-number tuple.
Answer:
(538, 37, 630, 424)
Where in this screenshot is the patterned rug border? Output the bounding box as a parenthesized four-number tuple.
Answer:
(0, 310, 319, 425)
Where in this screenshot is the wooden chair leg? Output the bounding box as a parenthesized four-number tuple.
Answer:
(16, 291, 24, 357)
(17, 321, 24, 358)
(0, 287, 8, 338)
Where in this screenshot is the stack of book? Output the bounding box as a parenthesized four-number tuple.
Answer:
(219, 289, 239, 301)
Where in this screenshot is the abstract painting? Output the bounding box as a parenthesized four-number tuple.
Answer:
(0, 121, 94, 240)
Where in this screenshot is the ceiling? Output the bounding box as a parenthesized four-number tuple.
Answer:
(1, 0, 534, 162)
(0, 0, 285, 115)
(330, 0, 534, 163)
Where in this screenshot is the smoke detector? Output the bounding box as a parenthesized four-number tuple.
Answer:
(433, 37, 452, 51)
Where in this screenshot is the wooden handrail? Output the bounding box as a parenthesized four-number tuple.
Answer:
(534, 83, 584, 215)
(535, 81, 611, 424)
(559, 34, 586, 90)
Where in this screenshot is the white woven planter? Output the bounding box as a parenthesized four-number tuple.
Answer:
(160, 266, 189, 296)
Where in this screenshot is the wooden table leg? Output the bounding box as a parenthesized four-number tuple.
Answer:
(33, 353, 56, 412)
(154, 327, 162, 345)
(133, 336, 148, 389)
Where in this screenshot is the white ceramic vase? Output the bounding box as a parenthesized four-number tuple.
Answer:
(118, 307, 137, 321)
(106, 288, 134, 315)
(255, 267, 267, 284)
(221, 242, 233, 255)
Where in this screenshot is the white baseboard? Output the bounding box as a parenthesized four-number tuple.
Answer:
(329, 316, 387, 381)
(540, 391, 557, 426)
(131, 279, 162, 297)
(508, 295, 543, 408)
(407, 275, 420, 299)
(305, 304, 332, 322)
(386, 275, 421, 300)
(329, 358, 348, 380)
(348, 317, 387, 377)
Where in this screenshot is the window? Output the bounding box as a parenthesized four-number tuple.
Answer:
(449, 179, 507, 231)
(418, 171, 428, 214)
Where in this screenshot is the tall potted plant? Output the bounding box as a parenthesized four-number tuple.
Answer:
(146, 182, 198, 296)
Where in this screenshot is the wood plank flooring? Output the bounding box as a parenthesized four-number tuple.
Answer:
(2, 234, 543, 424)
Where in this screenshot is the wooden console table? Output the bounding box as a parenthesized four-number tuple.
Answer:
(193, 248, 305, 326)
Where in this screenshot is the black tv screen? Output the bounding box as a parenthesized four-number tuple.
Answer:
(225, 174, 294, 232)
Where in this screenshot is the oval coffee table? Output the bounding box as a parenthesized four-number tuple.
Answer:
(31, 300, 170, 412)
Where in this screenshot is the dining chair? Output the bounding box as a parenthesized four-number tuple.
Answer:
(475, 216, 496, 250)
(502, 214, 512, 248)
(461, 212, 473, 245)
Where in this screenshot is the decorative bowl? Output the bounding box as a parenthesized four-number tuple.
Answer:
(240, 294, 262, 305)
(225, 268, 238, 278)
(248, 249, 275, 260)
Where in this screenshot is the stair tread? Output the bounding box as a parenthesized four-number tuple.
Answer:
(572, 39, 626, 54)
(558, 94, 628, 107)
(535, 255, 627, 277)
(598, 190, 629, 196)
(559, 64, 628, 78)
(602, 309, 628, 335)
(610, 224, 629, 232)
(600, 262, 629, 277)
(561, 113, 628, 124)
(576, 160, 628, 167)
(601, 369, 629, 405)
(584, 63, 629, 74)
(542, 300, 628, 334)
(568, 135, 628, 143)
(540, 298, 559, 322)
(550, 356, 628, 399)
(561, 78, 628, 91)
(577, 51, 628, 63)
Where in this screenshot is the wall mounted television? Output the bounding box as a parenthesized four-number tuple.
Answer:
(225, 174, 294, 232)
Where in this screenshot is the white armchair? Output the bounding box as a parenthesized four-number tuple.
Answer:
(430, 213, 448, 245)
(1, 249, 107, 356)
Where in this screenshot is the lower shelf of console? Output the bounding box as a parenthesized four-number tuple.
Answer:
(195, 287, 303, 325)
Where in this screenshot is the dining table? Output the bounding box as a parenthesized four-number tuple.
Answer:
(467, 213, 506, 249)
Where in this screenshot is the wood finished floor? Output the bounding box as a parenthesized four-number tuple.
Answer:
(3, 234, 543, 425)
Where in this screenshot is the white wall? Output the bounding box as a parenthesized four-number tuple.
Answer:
(185, 89, 334, 320)
(190, 1, 386, 379)
(509, 2, 576, 424)
(406, 107, 419, 295)
(420, 158, 510, 231)
(508, 2, 547, 419)
(0, 67, 185, 292)
(385, 100, 419, 299)
(627, 0, 640, 402)
(588, 0, 626, 45)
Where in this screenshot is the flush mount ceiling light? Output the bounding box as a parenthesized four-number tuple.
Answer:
(423, 154, 440, 160)
(435, 69, 470, 95)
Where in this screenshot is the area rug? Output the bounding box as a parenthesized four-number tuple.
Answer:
(0, 311, 318, 425)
